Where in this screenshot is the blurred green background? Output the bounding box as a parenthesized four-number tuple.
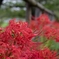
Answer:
(0, 0, 59, 27)
(0, 0, 26, 27)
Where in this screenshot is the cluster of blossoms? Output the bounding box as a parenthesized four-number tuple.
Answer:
(30, 13, 59, 42)
(0, 15, 59, 59)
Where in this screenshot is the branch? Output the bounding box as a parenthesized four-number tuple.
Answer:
(24, 0, 55, 16)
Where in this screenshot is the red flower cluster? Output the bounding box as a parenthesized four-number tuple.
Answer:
(42, 25, 59, 42)
(0, 20, 36, 59)
(30, 13, 59, 42)
(30, 13, 51, 30)
(0, 20, 36, 49)
(20, 48, 58, 59)
(0, 16, 59, 59)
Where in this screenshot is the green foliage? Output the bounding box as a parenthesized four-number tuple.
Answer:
(1, 22, 8, 27)
(0, 8, 26, 18)
(40, 36, 59, 51)
(8, 9, 26, 18)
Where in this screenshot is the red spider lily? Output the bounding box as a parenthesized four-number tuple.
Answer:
(0, 42, 21, 59)
(30, 13, 51, 29)
(20, 48, 58, 59)
(52, 21, 59, 29)
(37, 13, 51, 28)
(30, 14, 59, 42)
(0, 16, 59, 59)
(39, 48, 58, 59)
(29, 13, 51, 36)
(42, 25, 56, 39)
(29, 20, 38, 31)
(0, 20, 36, 50)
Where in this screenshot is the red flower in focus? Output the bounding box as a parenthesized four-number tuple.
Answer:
(0, 20, 36, 50)
(0, 17, 59, 59)
(0, 42, 21, 59)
